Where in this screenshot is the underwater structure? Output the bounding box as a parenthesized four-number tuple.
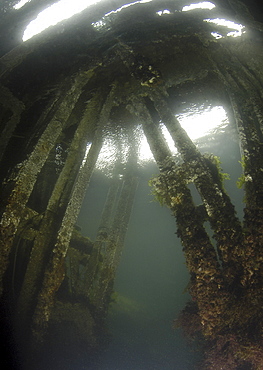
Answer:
(0, 0, 263, 369)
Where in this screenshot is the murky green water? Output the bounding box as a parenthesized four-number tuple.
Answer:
(75, 117, 243, 369)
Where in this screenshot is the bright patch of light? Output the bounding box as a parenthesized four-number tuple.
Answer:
(211, 32, 223, 39)
(156, 9, 171, 16)
(96, 137, 119, 171)
(182, 2, 215, 12)
(138, 125, 176, 163)
(23, 0, 102, 41)
(138, 133, 154, 162)
(227, 30, 241, 37)
(13, 0, 31, 9)
(204, 18, 245, 37)
(177, 105, 228, 141)
(160, 124, 177, 154)
(96, 132, 132, 174)
(93, 0, 152, 28)
(81, 142, 92, 168)
(105, 0, 152, 17)
(139, 105, 228, 162)
(92, 105, 228, 167)
(92, 19, 107, 29)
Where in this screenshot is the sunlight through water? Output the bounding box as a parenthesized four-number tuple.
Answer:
(204, 18, 245, 37)
(23, 0, 102, 41)
(21, 0, 244, 41)
(156, 10, 171, 16)
(92, 0, 153, 30)
(13, 0, 31, 10)
(182, 2, 215, 12)
(97, 105, 229, 167)
(22, 0, 153, 41)
(95, 133, 131, 174)
(139, 105, 228, 162)
(104, 0, 152, 17)
(177, 105, 228, 141)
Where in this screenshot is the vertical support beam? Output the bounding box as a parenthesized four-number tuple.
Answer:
(30, 85, 117, 343)
(16, 87, 107, 324)
(127, 96, 172, 168)
(207, 47, 263, 208)
(148, 92, 244, 279)
(208, 51, 263, 287)
(0, 72, 89, 294)
(87, 132, 139, 317)
(0, 84, 25, 162)
(149, 92, 199, 162)
(129, 98, 229, 336)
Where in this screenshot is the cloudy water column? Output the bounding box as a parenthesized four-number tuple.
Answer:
(87, 130, 139, 318)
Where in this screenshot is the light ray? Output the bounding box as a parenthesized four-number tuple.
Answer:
(204, 18, 245, 37)
(13, 0, 31, 10)
(182, 2, 215, 12)
(23, 0, 102, 41)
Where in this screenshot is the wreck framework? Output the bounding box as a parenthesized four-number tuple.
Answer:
(0, 0, 263, 368)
